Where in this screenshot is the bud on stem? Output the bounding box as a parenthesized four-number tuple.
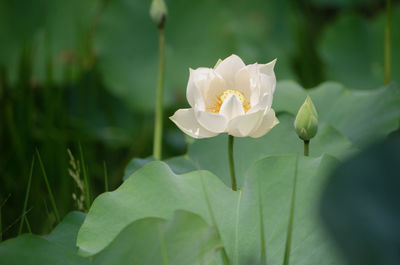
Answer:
(294, 96, 318, 156)
(150, 0, 167, 28)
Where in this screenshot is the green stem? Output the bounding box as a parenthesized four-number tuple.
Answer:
(153, 26, 166, 160)
(304, 140, 309, 156)
(228, 135, 237, 191)
(283, 155, 299, 265)
(18, 156, 35, 235)
(384, 0, 392, 85)
(36, 149, 60, 223)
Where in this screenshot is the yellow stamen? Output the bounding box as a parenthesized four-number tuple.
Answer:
(207, 89, 250, 114)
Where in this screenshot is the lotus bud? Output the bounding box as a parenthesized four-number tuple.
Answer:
(150, 0, 167, 28)
(294, 96, 318, 141)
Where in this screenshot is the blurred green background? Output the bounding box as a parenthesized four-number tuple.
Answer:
(0, 0, 399, 239)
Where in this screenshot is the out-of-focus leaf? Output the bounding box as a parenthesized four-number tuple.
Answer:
(310, 0, 380, 8)
(77, 156, 344, 264)
(93, 211, 221, 265)
(0, 211, 88, 265)
(320, 135, 400, 265)
(0, 0, 98, 85)
(123, 155, 197, 181)
(163, 155, 197, 174)
(123, 156, 156, 181)
(94, 0, 296, 112)
(273, 81, 400, 146)
(318, 6, 400, 89)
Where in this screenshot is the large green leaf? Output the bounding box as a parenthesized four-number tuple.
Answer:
(0, 211, 88, 265)
(93, 210, 221, 265)
(0, 210, 220, 265)
(77, 156, 343, 264)
(318, 6, 400, 89)
(94, 0, 296, 112)
(320, 135, 400, 265)
(45, 211, 86, 252)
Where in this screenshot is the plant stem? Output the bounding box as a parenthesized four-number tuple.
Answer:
(283, 155, 299, 265)
(304, 140, 309, 156)
(153, 26, 166, 160)
(384, 0, 392, 85)
(36, 149, 60, 223)
(18, 156, 34, 235)
(228, 135, 237, 191)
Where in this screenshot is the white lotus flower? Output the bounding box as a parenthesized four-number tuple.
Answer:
(170, 54, 279, 138)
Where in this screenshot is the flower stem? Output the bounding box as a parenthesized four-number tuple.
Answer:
(384, 0, 392, 85)
(153, 26, 166, 160)
(228, 135, 237, 191)
(304, 140, 309, 156)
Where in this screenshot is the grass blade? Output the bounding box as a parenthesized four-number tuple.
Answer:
(24, 215, 32, 234)
(18, 156, 35, 235)
(283, 155, 299, 265)
(36, 149, 60, 223)
(0, 201, 2, 242)
(79, 142, 91, 210)
(0, 194, 10, 242)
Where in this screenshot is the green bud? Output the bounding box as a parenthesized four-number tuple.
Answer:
(294, 96, 318, 141)
(150, 0, 167, 28)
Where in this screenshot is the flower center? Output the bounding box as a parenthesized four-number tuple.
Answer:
(207, 89, 250, 114)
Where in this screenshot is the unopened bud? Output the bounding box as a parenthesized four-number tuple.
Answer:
(294, 96, 318, 141)
(150, 0, 167, 28)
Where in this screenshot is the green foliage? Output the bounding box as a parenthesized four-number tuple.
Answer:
(320, 135, 400, 265)
(319, 5, 400, 89)
(274, 81, 400, 146)
(93, 211, 221, 265)
(76, 155, 343, 264)
(0, 210, 220, 265)
(94, 0, 297, 111)
(187, 81, 399, 186)
(1, 0, 400, 263)
(0, 212, 88, 265)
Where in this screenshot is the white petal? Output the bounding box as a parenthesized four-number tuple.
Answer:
(186, 68, 208, 108)
(215, 55, 246, 88)
(259, 58, 276, 75)
(203, 73, 226, 110)
(233, 64, 255, 104)
(247, 93, 272, 114)
(170, 109, 219, 139)
(227, 109, 264, 137)
(258, 59, 277, 94)
(194, 109, 227, 133)
(187, 68, 224, 109)
(248, 109, 279, 138)
(219, 94, 245, 121)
